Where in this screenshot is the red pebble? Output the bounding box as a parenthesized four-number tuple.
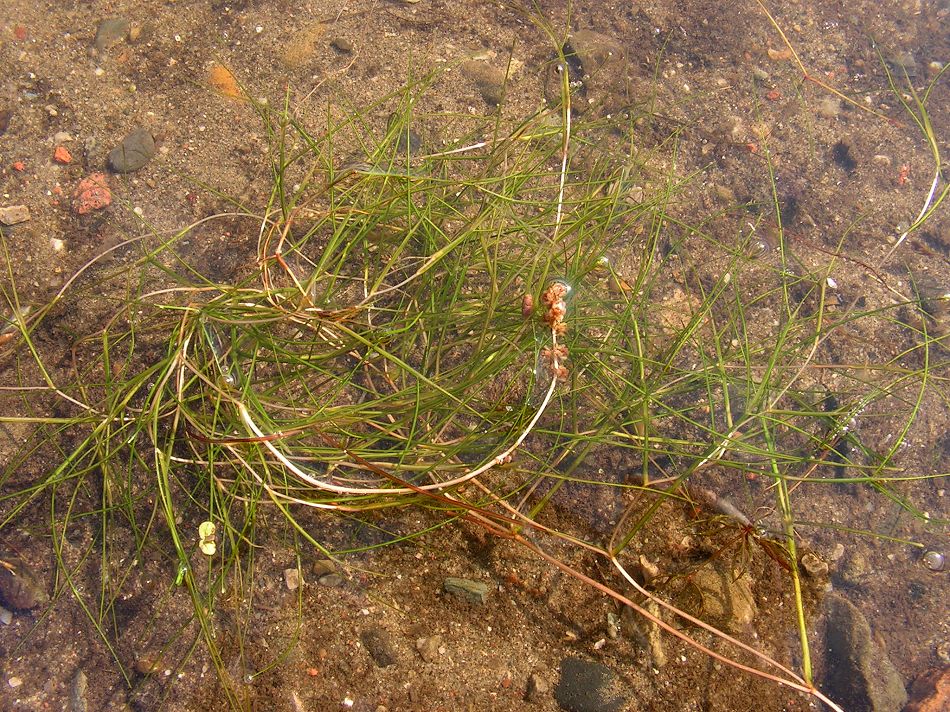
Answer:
(73, 172, 112, 214)
(11, 161, 25, 171)
(766, 88, 782, 101)
(53, 146, 72, 164)
(13, 26, 27, 41)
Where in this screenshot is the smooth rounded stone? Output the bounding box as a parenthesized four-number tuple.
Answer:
(107, 128, 156, 173)
(94, 17, 131, 52)
(312, 558, 337, 577)
(460, 60, 507, 105)
(360, 625, 398, 668)
(442, 576, 490, 604)
(822, 592, 908, 712)
(553, 657, 625, 712)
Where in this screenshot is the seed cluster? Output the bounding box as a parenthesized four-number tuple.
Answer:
(539, 281, 571, 381)
(540, 281, 569, 336)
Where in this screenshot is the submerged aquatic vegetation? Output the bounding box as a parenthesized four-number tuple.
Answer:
(0, 7, 948, 710)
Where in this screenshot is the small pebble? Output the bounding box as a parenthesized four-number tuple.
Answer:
(0, 205, 30, 225)
(443, 576, 490, 604)
(526, 672, 550, 702)
(606, 612, 620, 639)
(817, 96, 841, 119)
(312, 559, 336, 577)
(284, 568, 301, 591)
(330, 37, 353, 53)
(801, 551, 829, 578)
(70, 669, 88, 712)
(128, 22, 144, 43)
(94, 17, 131, 52)
(318, 573, 344, 588)
(360, 626, 397, 668)
(8, 676, 22, 689)
(460, 60, 507, 105)
(54, 146, 72, 164)
(107, 128, 156, 173)
(0, 606, 12, 625)
(415, 634, 443, 663)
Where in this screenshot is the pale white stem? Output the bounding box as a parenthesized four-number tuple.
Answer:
(235, 348, 558, 497)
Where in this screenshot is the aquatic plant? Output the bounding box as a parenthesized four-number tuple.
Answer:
(1, 5, 947, 710)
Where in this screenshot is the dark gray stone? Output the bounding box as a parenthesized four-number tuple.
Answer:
(360, 626, 398, 668)
(554, 657, 625, 712)
(822, 593, 908, 712)
(107, 128, 155, 173)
